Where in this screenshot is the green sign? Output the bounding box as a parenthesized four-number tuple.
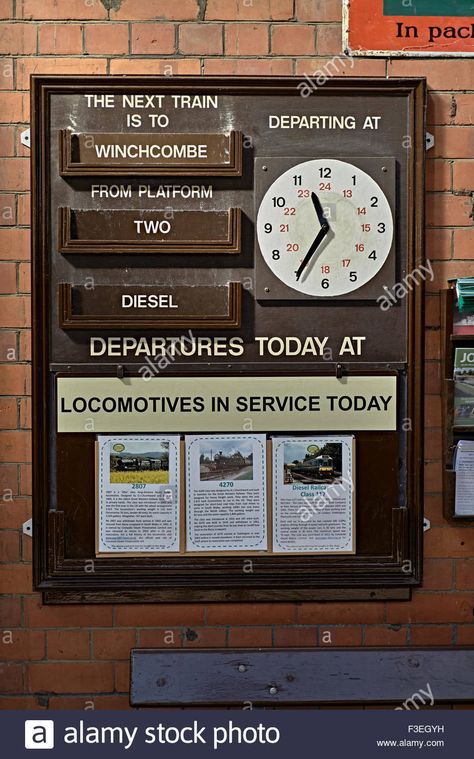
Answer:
(384, 0, 473, 15)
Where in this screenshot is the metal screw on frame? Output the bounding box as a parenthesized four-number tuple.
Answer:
(268, 685, 278, 695)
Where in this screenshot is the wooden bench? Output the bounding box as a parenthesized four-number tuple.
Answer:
(130, 648, 474, 707)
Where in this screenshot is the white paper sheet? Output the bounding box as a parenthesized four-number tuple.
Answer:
(97, 434, 180, 554)
(272, 436, 355, 554)
(185, 434, 267, 552)
(454, 440, 474, 516)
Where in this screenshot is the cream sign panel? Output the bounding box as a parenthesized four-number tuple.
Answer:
(57, 376, 397, 433)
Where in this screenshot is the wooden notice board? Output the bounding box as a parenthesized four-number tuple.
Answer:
(32, 76, 425, 603)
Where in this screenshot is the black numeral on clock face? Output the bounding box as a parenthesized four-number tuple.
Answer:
(272, 249, 280, 260)
(319, 167, 331, 178)
(272, 196, 285, 207)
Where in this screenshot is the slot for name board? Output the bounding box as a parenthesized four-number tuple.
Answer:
(58, 282, 242, 330)
(58, 208, 242, 255)
(59, 130, 243, 176)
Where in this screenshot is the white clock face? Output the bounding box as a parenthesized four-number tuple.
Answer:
(256, 158, 394, 297)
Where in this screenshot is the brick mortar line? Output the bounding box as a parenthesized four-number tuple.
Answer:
(0, 56, 471, 65)
(4, 621, 472, 633)
(7, 608, 474, 634)
(3, 22, 344, 27)
(1, 53, 351, 58)
(0, 71, 473, 80)
(81, 22, 86, 56)
(0, 55, 461, 63)
(4, 621, 474, 628)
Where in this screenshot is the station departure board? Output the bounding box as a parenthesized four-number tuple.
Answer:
(32, 76, 425, 603)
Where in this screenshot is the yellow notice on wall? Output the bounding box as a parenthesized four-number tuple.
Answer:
(57, 375, 397, 433)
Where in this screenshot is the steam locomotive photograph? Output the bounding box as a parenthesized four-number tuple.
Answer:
(283, 441, 343, 485)
(109, 440, 169, 485)
(200, 440, 254, 481)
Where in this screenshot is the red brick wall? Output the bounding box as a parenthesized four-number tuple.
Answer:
(0, 0, 473, 709)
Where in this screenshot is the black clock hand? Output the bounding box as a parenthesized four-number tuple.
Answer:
(311, 191, 327, 227)
(295, 191, 330, 281)
(295, 221, 329, 281)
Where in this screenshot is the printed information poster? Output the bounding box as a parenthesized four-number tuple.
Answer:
(272, 436, 355, 554)
(186, 434, 267, 552)
(96, 434, 181, 555)
(454, 440, 474, 516)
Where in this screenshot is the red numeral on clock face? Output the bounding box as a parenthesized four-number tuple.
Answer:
(319, 182, 331, 191)
(297, 189, 310, 197)
(342, 259, 351, 267)
(361, 224, 371, 232)
(284, 207, 296, 215)
(287, 243, 299, 252)
(321, 265, 331, 273)
(343, 189, 352, 198)
(355, 244, 365, 252)
(357, 207, 367, 215)
(280, 223, 289, 232)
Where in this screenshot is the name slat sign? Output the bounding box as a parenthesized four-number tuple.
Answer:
(58, 208, 242, 254)
(60, 129, 243, 175)
(32, 76, 425, 603)
(58, 283, 242, 330)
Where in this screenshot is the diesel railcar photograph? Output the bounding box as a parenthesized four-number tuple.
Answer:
(283, 442, 343, 485)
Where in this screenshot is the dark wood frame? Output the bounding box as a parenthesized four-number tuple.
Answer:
(58, 281, 242, 330)
(58, 206, 242, 255)
(59, 128, 243, 177)
(32, 76, 426, 603)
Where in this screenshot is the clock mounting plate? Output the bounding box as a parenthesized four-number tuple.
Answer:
(255, 155, 397, 302)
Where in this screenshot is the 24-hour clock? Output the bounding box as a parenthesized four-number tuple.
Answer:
(256, 158, 394, 298)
